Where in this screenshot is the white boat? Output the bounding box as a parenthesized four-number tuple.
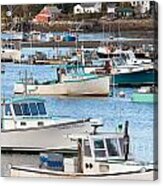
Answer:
(9, 122, 157, 180)
(1, 43, 21, 63)
(14, 65, 110, 96)
(110, 49, 152, 66)
(1, 96, 100, 151)
(28, 31, 42, 41)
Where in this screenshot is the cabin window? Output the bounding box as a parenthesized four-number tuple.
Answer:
(5, 104, 12, 116)
(29, 103, 38, 116)
(37, 102, 47, 115)
(94, 139, 104, 149)
(84, 140, 92, 157)
(13, 104, 22, 116)
(106, 138, 120, 156)
(21, 103, 30, 116)
(94, 139, 106, 158)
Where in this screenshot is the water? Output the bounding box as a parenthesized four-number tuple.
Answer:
(1, 31, 149, 42)
(1, 62, 155, 176)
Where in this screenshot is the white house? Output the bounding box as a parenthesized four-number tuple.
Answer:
(107, 3, 116, 14)
(73, 3, 102, 14)
(130, 1, 150, 14)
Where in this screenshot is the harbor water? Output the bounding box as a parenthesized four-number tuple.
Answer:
(1, 61, 156, 176)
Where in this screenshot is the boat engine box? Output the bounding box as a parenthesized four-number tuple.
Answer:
(64, 157, 78, 173)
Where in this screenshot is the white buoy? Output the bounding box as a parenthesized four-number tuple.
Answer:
(119, 91, 125, 98)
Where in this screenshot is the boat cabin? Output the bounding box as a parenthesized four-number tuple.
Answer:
(39, 123, 130, 174)
(1, 97, 49, 130)
(109, 50, 138, 65)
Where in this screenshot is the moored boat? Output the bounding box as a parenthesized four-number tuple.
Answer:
(1, 42, 21, 63)
(1, 96, 100, 151)
(62, 33, 77, 42)
(14, 64, 110, 96)
(1, 64, 5, 74)
(131, 86, 158, 103)
(9, 122, 157, 179)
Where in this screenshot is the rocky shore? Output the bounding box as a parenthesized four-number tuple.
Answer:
(31, 18, 156, 33)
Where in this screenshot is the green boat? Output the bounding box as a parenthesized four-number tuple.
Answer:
(113, 68, 157, 86)
(131, 87, 158, 103)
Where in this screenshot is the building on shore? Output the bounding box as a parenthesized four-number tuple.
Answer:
(33, 6, 62, 24)
(130, 1, 150, 14)
(73, 3, 102, 14)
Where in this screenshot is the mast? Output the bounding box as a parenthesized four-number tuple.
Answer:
(81, 45, 85, 66)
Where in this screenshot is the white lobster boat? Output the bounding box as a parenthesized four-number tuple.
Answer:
(10, 122, 157, 180)
(14, 66, 110, 96)
(1, 96, 100, 151)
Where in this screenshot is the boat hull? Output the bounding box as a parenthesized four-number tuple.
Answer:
(10, 166, 156, 180)
(113, 69, 157, 86)
(1, 120, 93, 151)
(14, 76, 110, 96)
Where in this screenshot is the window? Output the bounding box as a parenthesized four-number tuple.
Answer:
(37, 102, 47, 115)
(29, 102, 38, 116)
(106, 138, 120, 156)
(94, 139, 106, 158)
(94, 150, 106, 158)
(21, 103, 30, 116)
(84, 140, 92, 157)
(94, 139, 104, 149)
(5, 104, 12, 116)
(13, 104, 22, 116)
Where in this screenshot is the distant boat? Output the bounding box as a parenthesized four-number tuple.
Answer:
(62, 33, 77, 42)
(110, 54, 157, 86)
(96, 46, 111, 58)
(131, 86, 158, 103)
(1, 96, 97, 151)
(1, 64, 5, 74)
(1, 42, 21, 63)
(29, 30, 42, 41)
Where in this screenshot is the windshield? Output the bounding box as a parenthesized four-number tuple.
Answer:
(106, 138, 121, 157)
(13, 102, 47, 116)
(94, 139, 106, 158)
(5, 104, 12, 116)
(112, 57, 126, 67)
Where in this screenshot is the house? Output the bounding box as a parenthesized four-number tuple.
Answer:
(116, 7, 134, 18)
(73, 3, 102, 14)
(107, 3, 117, 14)
(33, 6, 62, 24)
(131, 1, 150, 14)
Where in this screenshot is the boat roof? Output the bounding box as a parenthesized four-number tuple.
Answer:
(69, 132, 124, 141)
(4, 96, 45, 104)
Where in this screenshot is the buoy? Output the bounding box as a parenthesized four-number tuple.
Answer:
(119, 91, 125, 98)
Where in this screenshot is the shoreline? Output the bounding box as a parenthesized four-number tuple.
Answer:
(2, 18, 157, 34)
(8, 39, 155, 49)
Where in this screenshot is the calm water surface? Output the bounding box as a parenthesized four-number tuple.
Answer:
(1, 63, 156, 176)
